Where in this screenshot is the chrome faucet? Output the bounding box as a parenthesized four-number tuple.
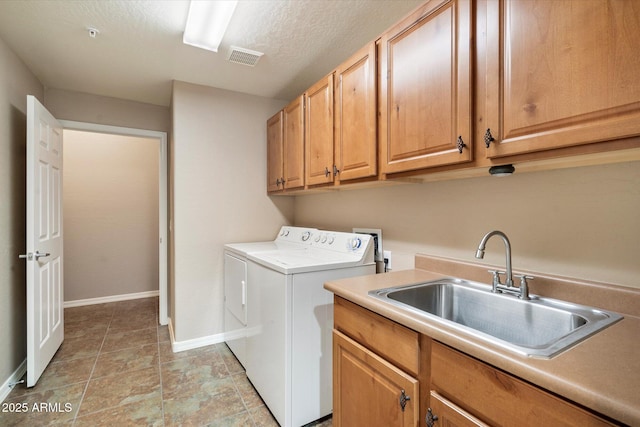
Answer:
(476, 230, 514, 287)
(475, 230, 532, 300)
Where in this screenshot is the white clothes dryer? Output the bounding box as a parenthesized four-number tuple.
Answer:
(223, 226, 317, 367)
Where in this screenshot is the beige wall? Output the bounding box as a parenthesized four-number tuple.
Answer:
(0, 52, 170, 387)
(0, 37, 44, 390)
(63, 130, 159, 302)
(295, 161, 640, 289)
(45, 88, 170, 133)
(171, 81, 292, 342)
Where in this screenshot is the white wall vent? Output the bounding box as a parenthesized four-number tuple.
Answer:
(227, 46, 264, 67)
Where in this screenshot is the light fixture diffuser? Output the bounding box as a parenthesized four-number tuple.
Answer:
(183, 0, 238, 53)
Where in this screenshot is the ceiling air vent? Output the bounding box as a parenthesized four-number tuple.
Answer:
(227, 46, 264, 67)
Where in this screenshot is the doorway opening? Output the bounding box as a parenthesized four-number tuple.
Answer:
(60, 121, 168, 325)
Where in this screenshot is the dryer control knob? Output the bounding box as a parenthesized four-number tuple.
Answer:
(314, 234, 321, 242)
(302, 231, 311, 241)
(328, 236, 335, 244)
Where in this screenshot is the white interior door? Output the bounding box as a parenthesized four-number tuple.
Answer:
(23, 95, 64, 387)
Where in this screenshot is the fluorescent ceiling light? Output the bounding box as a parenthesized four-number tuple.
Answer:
(183, 0, 238, 53)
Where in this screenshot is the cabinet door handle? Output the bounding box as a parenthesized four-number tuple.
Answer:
(426, 408, 439, 427)
(333, 165, 340, 175)
(457, 136, 466, 153)
(484, 128, 495, 148)
(324, 167, 331, 177)
(399, 389, 411, 412)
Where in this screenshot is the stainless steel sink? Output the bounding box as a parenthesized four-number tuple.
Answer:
(369, 278, 623, 358)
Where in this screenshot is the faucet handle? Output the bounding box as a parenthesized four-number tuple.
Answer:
(487, 270, 504, 292)
(515, 274, 534, 285)
(488, 269, 505, 278)
(515, 274, 534, 300)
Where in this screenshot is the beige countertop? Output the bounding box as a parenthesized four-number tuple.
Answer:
(324, 258, 640, 426)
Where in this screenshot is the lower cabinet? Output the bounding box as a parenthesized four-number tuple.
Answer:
(427, 390, 488, 427)
(333, 331, 419, 427)
(333, 296, 618, 427)
(429, 342, 616, 427)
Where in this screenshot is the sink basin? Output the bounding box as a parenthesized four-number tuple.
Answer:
(369, 278, 623, 358)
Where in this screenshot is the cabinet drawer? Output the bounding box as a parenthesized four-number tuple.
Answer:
(431, 342, 615, 426)
(334, 296, 419, 376)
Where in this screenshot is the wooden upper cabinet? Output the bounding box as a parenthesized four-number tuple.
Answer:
(267, 111, 284, 193)
(305, 74, 334, 186)
(484, 0, 640, 158)
(335, 42, 377, 182)
(283, 95, 305, 190)
(380, 0, 473, 175)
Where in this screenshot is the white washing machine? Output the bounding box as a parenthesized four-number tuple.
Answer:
(223, 226, 317, 367)
(245, 230, 375, 427)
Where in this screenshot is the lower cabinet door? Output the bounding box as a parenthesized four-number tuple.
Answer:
(427, 391, 489, 427)
(333, 330, 418, 427)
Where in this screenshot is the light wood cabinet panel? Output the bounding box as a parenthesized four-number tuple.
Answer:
(431, 342, 615, 426)
(333, 330, 419, 427)
(428, 391, 489, 427)
(334, 296, 420, 376)
(380, 0, 473, 174)
(335, 42, 377, 182)
(283, 95, 305, 190)
(305, 74, 334, 186)
(268, 96, 305, 193)
(266, 111, 284, 193)
(484, 0, 640, 158)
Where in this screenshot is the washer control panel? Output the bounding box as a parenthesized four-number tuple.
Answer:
(276, 226, 318, 243)
(275, 227, 372, 257)
(310, 231, 371, 255)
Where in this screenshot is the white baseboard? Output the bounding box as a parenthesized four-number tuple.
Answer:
(168, 318, 229, 353)
(64, 290, 160, 308)
(0, 359, 26, 403)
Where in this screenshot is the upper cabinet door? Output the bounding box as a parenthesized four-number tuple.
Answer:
(484, 0, 640, 158)
(283, 95, 305, 190)
(267, 111, 284, 193)
(305, 74, 335, 186)
(335, 43, 377, 182)
(380, 0, 473, 175)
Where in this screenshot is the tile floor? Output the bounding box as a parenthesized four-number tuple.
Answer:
(1, 297, 332, 427)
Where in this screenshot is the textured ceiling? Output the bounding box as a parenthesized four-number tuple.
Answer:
(0, 0, 423, 106)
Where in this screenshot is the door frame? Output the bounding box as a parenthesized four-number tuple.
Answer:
(59, 120, 169, 325)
